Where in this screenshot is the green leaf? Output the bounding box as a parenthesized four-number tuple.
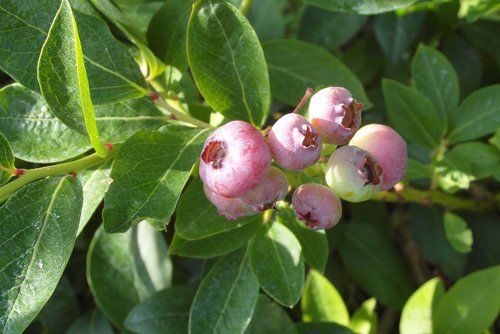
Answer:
(77, 161, 112, 235)
(412, 45, 460, 124)
(263, 39, 371, 108)
(400, 278, 445, 334)
(462, 19, 500, 58)
(443, 213, 473, 254)
(276, 206, 329, 272)
(303, 0, 418, 14)
(435, 157, 474, 194)
(38, 0, 105, 155)
(175, 178, 257, 240)
(409, 205, 466, 280)
(0, 0, 148, 103)
(0, 84, 91, 163)
(245, 294, 298, 334)
(0, 176, 82, 333)
(189, 248, 259, 334)
(67, 309, 114, 334)
(373, 11, 425, 64)
(341, 36, 384, 86)
(382, 79, 443, 148)
(350, 298, 377, 334)
(490, 128, 500, 150)
(147, 0, 191, 70)
(36, 275, 79, 334)
(302, 269, 350, 326)
(187, 0, 270, 127)
(465, 212, 500, 273)
(170, 217, 262, 259)
(103, 126, 210, 232)
(406, 158, 433, 180)
(125, 287, 195, 334)
(298, 7, 366, 51)
(0, 131, 14, 185)
(249, 222, 304, 307)
(338, 223, 414, 309)
(445, 142, 500, 180)
(87, 222, 172, 330)
(433, 265, 500, 334)
(247, 0, 287, 42)
(448, 85, 500, 143)
(296, 322, 355, 334)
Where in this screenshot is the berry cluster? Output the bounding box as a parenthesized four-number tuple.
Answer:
(199, 87, 407, 230)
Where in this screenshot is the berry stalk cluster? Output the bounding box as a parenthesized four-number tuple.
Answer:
(199, 87, 407, 230)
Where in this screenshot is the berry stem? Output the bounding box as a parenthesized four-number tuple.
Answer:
(372, 183, 497, 212)
(0, 165, 15, 175)
(0, 145, 119, 203)
(153, 93, 214, 129)
(292, 87, 314, 114)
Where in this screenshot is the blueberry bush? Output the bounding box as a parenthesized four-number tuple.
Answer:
(0, 0, 499, 333)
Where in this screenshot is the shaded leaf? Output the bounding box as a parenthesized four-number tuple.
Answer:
(38, 0, 105, 156)
(245, 294, 298, 334)
(0, 131, 14, 185)
(433, 265, 500, 334)
(175, 178, 257, 240)
(263, 39, 371, 108)
(187, 0, 270, 126)
(170, 217, 262, 259)
(0, 177, 82, 333)
(338, 223, 414, 309)
(302, 269, 349, 326)
(448, 85, 500, 143)
(303, 0, 418, 14)
(249, 222, 304, 307)
(189, 248, 259, 334)
(125, 287, 195, 334)
(400, 278, 445, 334)
(247, 0, 286, 42)
(87, 222, 172, 331)
(443, 212, 473, 254)
(412, 45, 460, 124)
(383, 79, 443, 148)
(464, 212, 500, 273)
(67, 309, 114, 334)
(103, 126, 210, 232)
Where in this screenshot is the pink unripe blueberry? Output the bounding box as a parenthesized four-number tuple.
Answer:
(292, 183, 342, 230)
(308, 87, 362, 145)
(199, 121, 272, 197)
(325, 146, 383, 202)
(268, 113, 322, 171)
(349, 124, 407, 190)
(203, 185, 256, 221)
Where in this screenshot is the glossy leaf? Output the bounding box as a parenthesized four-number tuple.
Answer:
(170, 217, 262, 259)
(38, 0, 105, 156)
(400, 278, 445, 334)
(448, 85, 500, 143)
(77, 161, 112, 235)
(189, 249, 259, 334)
(338, 223, 414, 309)
(412, 45, 460, 123)
(187, 0, 270, 126)
(0, 131, 14, 185)
(443, 212, 473, 254)
(66, 309, 114, 334)
(103, 126, 210, 232)
(0, 177, 82, 333)
(175, 178, 257, 240)
(249, 222, 304, 307)
(298, 7, 366, 51)
(350, 298, 377, 334)
(245, 294, 298, 334)
(433, 265, 500, 334)
(276, 206, 329, 272)
(383, 79, 443, 148)
(147, 0, 191, 70)
(125, 287, 195, 334)
(87, 222, 172, 330)
(409, 205, 466, 279)
(373, 11, 425, 64)
(302, 269, 349, 326)
(0, 84, 90, 163)
(303, 0, 418, 14)
(0, 0, 147, 103)
(263, 39, 371, 108)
